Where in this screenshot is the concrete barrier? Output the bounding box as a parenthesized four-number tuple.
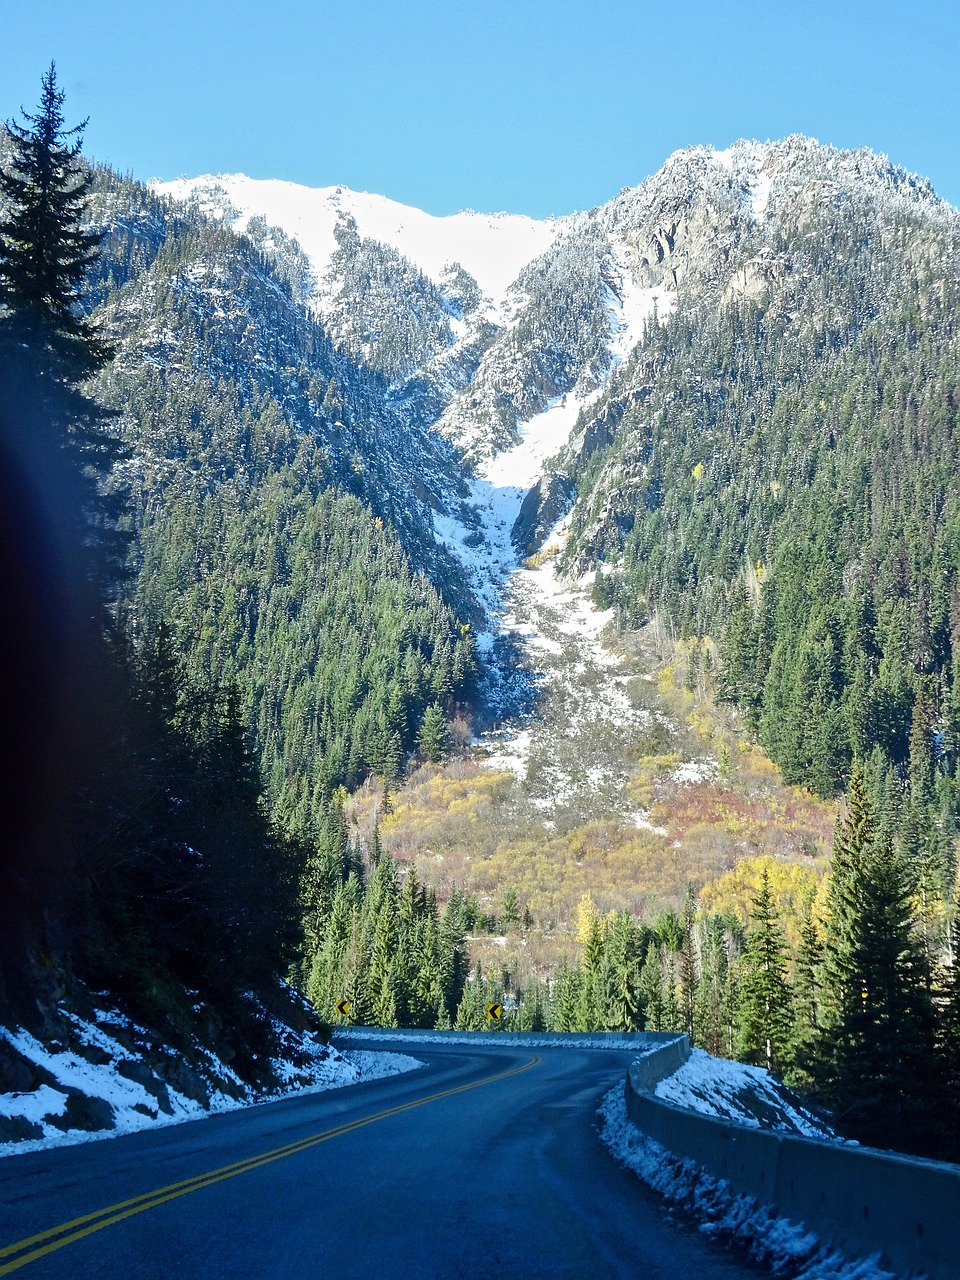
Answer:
(333, 1027, 686, 1052)
(626, 1032, 690, 1089)
(624, 1054, 960, 1279)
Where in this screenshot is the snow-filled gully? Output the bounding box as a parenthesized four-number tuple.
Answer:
(435, 390, 662, 831)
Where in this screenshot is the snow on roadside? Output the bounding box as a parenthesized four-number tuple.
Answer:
(599, 1087, 896, 1280)
(0, 1008, 421, 1160)
(654, 1049, 836, 1139)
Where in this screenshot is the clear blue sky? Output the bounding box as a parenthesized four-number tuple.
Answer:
(2, 0, 958, 217)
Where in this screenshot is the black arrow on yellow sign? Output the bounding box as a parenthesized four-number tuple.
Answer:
(336, 999, 350, 1018)
(487, 1002, 503, 1021)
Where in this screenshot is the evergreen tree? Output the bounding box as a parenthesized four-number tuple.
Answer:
(937, 907, 960, 1154)
(817, 766, 874, 1038)
(693, 912, 737, 1057)
(0, 64, 125, 587)
(500, 886, 521, 931)
(831, 836, 937, 1149)
(816, 766, 939, 1150)
(786, 902, 823, 1085)
(417, 701, 450, 763)
(604, 911, 644, 1032)
(578, 913, 607, 1031)
(678, 887, 697, 1037)
(439, 892, 469, 1022)
(638, 943, 665, 1031)
(549, 958, 581, 1032)
(0, 64, 105, 379)
(736, 868, 794, 1074)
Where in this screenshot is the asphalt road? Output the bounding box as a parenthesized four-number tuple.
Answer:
(0, 1038, 765, 1279)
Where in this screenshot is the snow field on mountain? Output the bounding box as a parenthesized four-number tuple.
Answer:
(432, 388, 598, 617)
(431, 378, 686, 833)
(712, 144, 774, 221)
(607, 245, 675, 364)
(477, 543, 658, 827)
(151, 174, 559, 310)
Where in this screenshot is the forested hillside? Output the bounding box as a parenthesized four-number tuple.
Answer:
(546, 142, 960, 928)
(0, 79, 479, 1086)
(75, 166, 479, 833)
(3, 78, 960, 1160)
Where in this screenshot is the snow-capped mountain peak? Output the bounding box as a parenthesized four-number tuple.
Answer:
(150, 173, 561, 309)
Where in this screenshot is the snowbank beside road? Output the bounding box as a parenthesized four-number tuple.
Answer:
(600, 1086, 895, 1280)
(653, 1048, 836, 1139)
(0, 1005, 421, 1159)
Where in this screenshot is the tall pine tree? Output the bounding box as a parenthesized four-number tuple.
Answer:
(735, 868, 794, 1074)
(0, 63, 125, 592)
(816, 766, 938, 1151)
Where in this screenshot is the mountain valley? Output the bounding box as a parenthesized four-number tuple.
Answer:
(3, 110, 960, 1159)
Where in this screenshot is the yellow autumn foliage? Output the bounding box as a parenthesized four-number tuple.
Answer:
(700, 854, 825, 952)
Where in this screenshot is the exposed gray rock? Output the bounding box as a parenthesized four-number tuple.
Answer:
(46, 1091, 115, 1133)
(0, 1039, 54, 1093)
(511, 474, 575, 556)
(0, 1114, 44, 1142)
(117, 1057, 174, 1115)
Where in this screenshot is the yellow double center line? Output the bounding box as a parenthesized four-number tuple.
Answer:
(1, 1053, 540, 1274)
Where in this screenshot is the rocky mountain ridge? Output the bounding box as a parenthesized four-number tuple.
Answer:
(68, 134, 960, 814)
(149, 136, 954, 613)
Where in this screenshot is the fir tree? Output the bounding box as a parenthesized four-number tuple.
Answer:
(0, 65, 105, 379)
(736, 868, 794, 1074)
(816, 766, 939, 1150)
(638, 944, 665, 1031)
(500, 886, 521, 931)
(937, 907, 960, 1154)
(417, 701, 450, 763)
(578, 913, 607, 1031)
(549, 958, 581, 1032)
(817, 766, 874, 1039)
(605, 911, 644, 1032)
(0, 64, 125, 588)
(678, 887, 697, 1037)
(786, 901, 823, 1085)
(694, 912, 736, 1056)
(831, 837, 937, 1149)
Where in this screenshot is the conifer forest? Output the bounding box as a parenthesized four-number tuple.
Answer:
(2, 67, 960, 1163)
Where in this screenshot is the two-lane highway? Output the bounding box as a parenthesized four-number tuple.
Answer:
(0, 1038, 764, 1278)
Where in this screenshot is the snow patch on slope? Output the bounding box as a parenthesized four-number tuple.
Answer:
(655, 1049, 836, 1138)
(151, 174, 560, 309)
(749, 170, 773, 220)
(609, 270, 675, 363)
(432, 390, 597, 618)
(711, 142, 775, 222)
(0, 1008, 420, 1159)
